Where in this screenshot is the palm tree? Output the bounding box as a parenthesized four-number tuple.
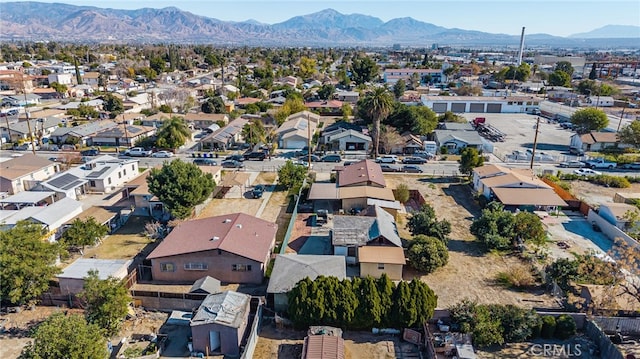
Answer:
(156, 116, 191, 150)
(362, 87, 394, 157)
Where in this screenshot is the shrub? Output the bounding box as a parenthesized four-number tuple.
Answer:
(495, 265, 536, 288)
(395, 183, 410, 204)
(541, 315, 556, 339)
(406, 235, 449, 273)
(555, 314, 577, 339)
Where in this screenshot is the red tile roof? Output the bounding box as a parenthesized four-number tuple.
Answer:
(147, 213, 277, 262)
(337, 160, 385, 188)
(303, 335, 345, 359)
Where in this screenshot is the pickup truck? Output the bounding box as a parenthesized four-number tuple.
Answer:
(584, 158, 617, 169)
(124, 147, 152, 157)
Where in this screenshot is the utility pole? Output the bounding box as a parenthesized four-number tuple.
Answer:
(617, 102, 627, 132)
(529, 116, 541, 170)
(20, 73, 37, 155)
(307, 113, 312, 172)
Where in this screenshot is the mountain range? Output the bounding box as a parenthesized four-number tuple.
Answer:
(1, 2, 638, 47)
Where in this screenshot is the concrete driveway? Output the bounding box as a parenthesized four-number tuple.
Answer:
(544, 211, 613, 259)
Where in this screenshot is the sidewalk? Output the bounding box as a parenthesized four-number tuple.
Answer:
(255, 174, 279, 218)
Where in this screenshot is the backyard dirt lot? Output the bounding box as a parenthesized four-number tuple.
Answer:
(254, 323, 413, 359)
(384, 174, 559, 309)
(569, 180, 640, 207)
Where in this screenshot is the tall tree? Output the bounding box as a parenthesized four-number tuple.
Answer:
(361, 87, 394, 157)
(350, 56, 379, 85)
(548, 70, 571, 87)
(554, 61, 575, 76)
(147, 160, 215, 219)
(335, 279, 358, 326)
(201, 96, 225, 114)
(81, 270, 131, 336)
(618, 120, 640, 147)
(407, 235, 449, 273)
(353, 276, 382, 329)
(409, 279, 438, 326)
(102, 93, 124, 117)
(317, 84, 335, 100)
(391, 281, 416, 328)
(0, 221, 61, 305)
(376, 274, 395, 327)
(407, 204, 452, 241)
(241, 119, 266, 146)
(392, 79, 406, 99)
(570, 108, 609, 134)
(588, 62, 598, 80)
(155, 116, 191, 149)
(458, 147, 484, 176)
(277, 160, 308, 192)
(470, 201, 516, 250)
(62, 217, 108, 254)
(20, 313, 108, 359)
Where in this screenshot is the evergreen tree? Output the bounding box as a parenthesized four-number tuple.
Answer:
(287, 277, 314, 329)
(391, 281, 416, 328)
(335, 279, 358, 327)
(316, 276, 340, 326)
(410, 279, 438, 327)
(376, 274, 395, 327)
(588, 62, 597, 80)
(353, 276, 382, 329)
(62, 217, 108, 253)
(81, 270, 131, 336)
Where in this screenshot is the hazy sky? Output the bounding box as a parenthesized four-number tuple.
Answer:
(2, 0, 639, 37)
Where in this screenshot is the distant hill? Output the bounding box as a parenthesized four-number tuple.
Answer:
(0, 2, 638, 47)
(570, 25, 640, 38)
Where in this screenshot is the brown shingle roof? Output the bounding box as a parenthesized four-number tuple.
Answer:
(473, 164, 509, 178)
(358, 246, 406, 265)
(0, 154, 56, 180)
(492, 188, 567, 207)
(303, 335, 345, 359)
(579, 132, 620, 144)
(147, 213, 277, 263)
(337, 160, 385, 187)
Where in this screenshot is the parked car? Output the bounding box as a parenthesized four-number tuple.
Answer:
(151, 150, 173, 158)
(402, 156, 427, 164)
(295, 159, 313, 169)
(251, 184, 265, 199)
(224, 154, 245, 162)
(568, 146, 585, 156)
(243, 151, 266, 161)
(321, 154, 342, 163)
(124, 147, 152, 157)
(60, 144, 77, 151)
(402, 165, 423, 173)
(413, 151, 436, 160)
(560, 122, 574, 130)
(375, 155, 399, 164)
(80, 148, 100, 156)
(558, 160, 585, 168)
(574, 168, 602, 176)
(221, 159, 244, 168)
(193, 158, 218, 166)
(380, 164, 402, 172)
(620, 162, 640, 170)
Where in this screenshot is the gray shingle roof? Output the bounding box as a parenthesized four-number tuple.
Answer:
(332, 206, 401, 247)
(267, 255, 346, 294)
(191, 291, 250, 329)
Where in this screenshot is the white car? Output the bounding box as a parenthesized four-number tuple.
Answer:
(151, 150, 173, 158)
(375, 155, 399, 164)
(574, 168, 602, 176)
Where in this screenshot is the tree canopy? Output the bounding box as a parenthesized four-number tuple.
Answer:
(618, 120, 640, 147)
(101, 93, 124, 117)
(277, 160, 307, 192)
(458, 147, 484, 176)
(0, 221, 62, 305)
(350, 56, 379, 85)
(242, 119, 267, 146)
(384, 103, 438, 135)
(80, 270, 131, 336)
(201, 95, 226, 114)
(147, 160, 216, 219)
(554, 61, 575, 76)
(359, 87, 394, 156)
(470, 202, 547, 250)
(155, 116, 191, 149)
(548, 70, 571, 87)
(407, 204, 451, 241)
(62, 217, 108, 253)
(20, 312, 108, 359)
(407, 235, 449, 273)
(570, 108, 609, 134)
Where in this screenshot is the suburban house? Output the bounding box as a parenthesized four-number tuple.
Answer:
(336, 160, 385, 188)
(332, 205, 405, 280)
(57, 258, 131, 295)
(81, 72, 102, 87)
(0, 191, 57, 210)
(47, 72, 73, 86)
(434, 129, 485, 154)
(190, 291, 251, 356)
(598, 202, 639, 230)
(304, 100, 344, 115)
(586, 96, 615, 107)
(383, 68, 443, 85)
(0, 197, 83, 242)
(472, 164, 567, 211)
(90, 123, 156, 147)
(276, 111, 319, 149)
(267, 254, 346, 312)
(569, 132, 632, 152)
(0, 154, 60, 194)
(421, 95, 541, 114)
(49, 120, 118, 146)
(336, 90, 360, 103)
(324, 129, 372, 152)
(1, 94, 41, 107)
(200, 117, 248, 151)
(146, 213, 278, 284)
(0, 116, 67, 144)
(184, 112, 229, 129)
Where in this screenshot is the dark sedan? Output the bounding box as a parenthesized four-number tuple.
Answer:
(402, 156, 427, 164)
(380, 164, 402, 172)
(221, 160, 244, 168)
(224, 154, 245, 162)
(402, 165, 423, 173)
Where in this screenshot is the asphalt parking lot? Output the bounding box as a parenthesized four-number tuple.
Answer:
(460, 113, 577, 163)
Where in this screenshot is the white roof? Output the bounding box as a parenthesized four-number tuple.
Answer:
(0, 191, 56, 205)
(57, 258, 131, 280)
(30, 197, 83, 226)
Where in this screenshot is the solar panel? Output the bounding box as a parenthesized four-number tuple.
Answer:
(48, 173, 80, 189)
(86, 167, 110, 178)
(62, 180, 86, 190)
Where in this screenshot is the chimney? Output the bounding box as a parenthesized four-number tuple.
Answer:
(236, 224, 242, 229)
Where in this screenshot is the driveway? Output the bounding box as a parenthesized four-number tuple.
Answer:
(544, 212, 613, 259)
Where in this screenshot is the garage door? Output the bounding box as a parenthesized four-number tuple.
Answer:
(284, 140, 307, 149)
(451, 103, 466, 113)
(433, 103, 447, 113)
(487, 104, 502, 113)
(470, 103, 485, 112)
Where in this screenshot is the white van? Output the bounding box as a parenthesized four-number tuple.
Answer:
(423, 141, 437, 154)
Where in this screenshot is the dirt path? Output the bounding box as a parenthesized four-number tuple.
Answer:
(385, 175, 558, 309)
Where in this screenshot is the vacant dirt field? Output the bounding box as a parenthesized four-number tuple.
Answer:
(385, 174, 558, 309)
(569, 180, 640, 207)
(254, 323, 411, 359)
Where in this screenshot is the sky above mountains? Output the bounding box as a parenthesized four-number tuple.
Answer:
(1, 0, 639, 37)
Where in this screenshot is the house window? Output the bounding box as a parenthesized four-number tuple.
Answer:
(123, 169, 127, 176)
(184, 263, 208, 271)
(378, 263, 385, 270)
(89, 180, 96, 187)
(232, 264, 252, 272)
(108, 178, 112, 185)
(347, 247, 356, 257)
(132, 164, 135, 171)
(118, 172, 122, 179)
(217, 249, 222, 255)
(160, 263, 175, 272)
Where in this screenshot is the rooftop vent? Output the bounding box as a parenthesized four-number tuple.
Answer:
(211, 236, 220, 241)
(236, 224, 243, 229)
(223, 219, 232, 223)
